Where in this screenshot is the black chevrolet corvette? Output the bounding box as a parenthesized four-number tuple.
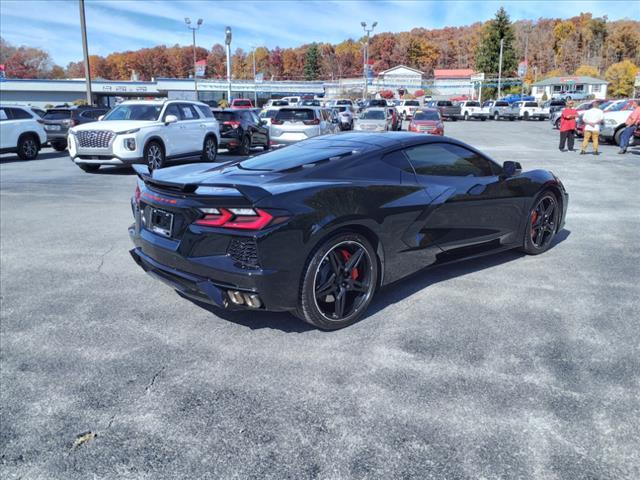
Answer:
(129, 132, 568, 330)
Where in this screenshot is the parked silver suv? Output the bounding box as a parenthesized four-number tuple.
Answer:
(269, 107, 335, 146)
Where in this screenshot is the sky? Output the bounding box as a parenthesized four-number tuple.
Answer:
(0, 0, 637, 66)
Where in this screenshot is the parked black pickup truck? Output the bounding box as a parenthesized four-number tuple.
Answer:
(425, 100, 461, 121)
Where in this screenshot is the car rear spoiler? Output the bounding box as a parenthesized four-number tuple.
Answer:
(131, 164, 271, 203)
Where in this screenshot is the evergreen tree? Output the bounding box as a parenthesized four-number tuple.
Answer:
(304, 43, 320, 80)
(475, 7, 518, 75)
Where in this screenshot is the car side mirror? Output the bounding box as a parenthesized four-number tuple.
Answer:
(332, 118, 339, 124)
(502, 161, 522, 177)
(164, 114, 178, 125)
(259, 119, 267, 126)
(98, 115, 104, 121)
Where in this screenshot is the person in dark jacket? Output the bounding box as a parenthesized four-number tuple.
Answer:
(559, 100, 578, 152)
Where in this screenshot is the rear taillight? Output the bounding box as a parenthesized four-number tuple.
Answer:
(194, 207, 273, 230)
(134, 184, 141, 205)
(271, 119, 284, 125)
(303, 118, 320, 125)
(223, 121, 241, 129)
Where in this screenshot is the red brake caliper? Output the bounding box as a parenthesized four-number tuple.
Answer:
(340, 249, 359, 280)
(530, 211, 538, 238)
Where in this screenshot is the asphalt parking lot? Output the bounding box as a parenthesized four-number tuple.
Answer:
(2, 122, 639, 479)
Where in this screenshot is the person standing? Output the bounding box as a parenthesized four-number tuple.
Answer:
(580, 101, 604, 155)
(559, 100, 578, 152)
(618, 101, 640, 154)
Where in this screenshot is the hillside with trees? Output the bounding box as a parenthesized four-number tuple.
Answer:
(1, 10, 638, 93)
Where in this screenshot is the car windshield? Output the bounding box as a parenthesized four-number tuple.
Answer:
(605, 101, 632, 112)
(495, 101, 509, 106)
(413, 110, 440, 121)
(272, 101, 289, 106)
(275, 108, 315, 121)
(437, 101, 453, 106)
(212, 111, 238, 122)
(103, 104, 161, 121)
(234, 100, 252, 106)
(360, 110, 385, 120)
(239, 145, 354, 171)
(336, 100, 352, 105)
(525, 102, 538, 107)
(334, 107, 349, 113)
(466, 101, 480, 107)
(405, 101, 420, 106)
(301, 100, 320, 106)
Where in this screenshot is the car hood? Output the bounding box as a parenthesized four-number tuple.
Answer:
(73, 120, 159, 132)
(412, 120, 440, 125)
(356, 119, 386, 125)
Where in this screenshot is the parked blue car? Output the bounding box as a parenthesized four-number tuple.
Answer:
(499, 94, 536, 104)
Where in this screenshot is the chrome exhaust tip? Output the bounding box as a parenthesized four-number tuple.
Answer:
(243, 293, 262, 309)
(228, 290, 244, 305)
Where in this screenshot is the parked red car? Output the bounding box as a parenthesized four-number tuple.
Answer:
(408, 109, 444, 135)
(230, 99, 254, 109)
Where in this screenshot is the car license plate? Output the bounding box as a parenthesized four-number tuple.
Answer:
(149, 208, 174, 238)
(45, 125, 61, 131)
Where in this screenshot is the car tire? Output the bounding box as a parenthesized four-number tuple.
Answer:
(509, 117, 515, 121)
(17, 134, 39, 160)
(52, 141, 68, 151)
(263, 134, 271, 151)
(480, 117, 486, 121)
(493, 112, 499, 121)
(555, 118, 561, 129)
(464, 112, 469, 121)
(78, 163, 100, 173)
(295, 232, 379, 330)
(524, 112, 530, 121)
(521, 191, 559, 255)
(201, 135, 218, 162)
(144, 140, 165, 170)
(238, 135, 251, 155)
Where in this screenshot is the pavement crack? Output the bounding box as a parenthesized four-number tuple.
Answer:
(96, 243, 115, 273)
(145, 366, 166, 394)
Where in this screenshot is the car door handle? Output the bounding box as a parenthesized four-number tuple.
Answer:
(200, 124, 207, 128)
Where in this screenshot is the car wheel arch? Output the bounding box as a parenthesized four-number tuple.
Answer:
(18, 131, 41, 149)
(144, 136, 165, 155)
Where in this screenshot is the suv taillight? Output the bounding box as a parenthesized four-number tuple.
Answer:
(223, 120, 241, 129)
(271, 119, 284, 125)
(194, 207, 273, 230)
(303, 118, 320, 125)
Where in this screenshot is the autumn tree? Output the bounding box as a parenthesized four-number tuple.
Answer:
(475, 7, 517, 75)
(605, 60, 639, 97)
(574, 64, 600, 77)
(304, 43, 320, 80)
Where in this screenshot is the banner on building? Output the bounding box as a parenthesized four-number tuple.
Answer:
(517, 61, 528, 78)
(195, 60, 206, 77)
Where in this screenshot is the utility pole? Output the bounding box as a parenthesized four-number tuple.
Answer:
(521, 29, 529, 98)
(185, 18, 203, 100)
(225, 27, 232, 103)
(251, 46, 257, 106)
(497, 37, 504, 98)
(79, 0, 92, 105)
(360, 21, 377, 100)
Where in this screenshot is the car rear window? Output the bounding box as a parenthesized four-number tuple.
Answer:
(413, 110, 440, 121)
(274, 108, 315, 122)
(239, 145, 354, 171)
(260, 109, 279, 118)
(336, 100, 352, 105)
(495, 101, 509, 107)
(404, 101, 420, 106)
(466, 101, 480, 107)
(525, 102, 538, 107)
(360, 110, 385, 120)
(437, 101, 453, 107)
(43, 110, 72, 120)
(233, 100, 252, 106)
(212, 111, 238, 122)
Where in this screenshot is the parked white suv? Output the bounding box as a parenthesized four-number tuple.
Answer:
(600, 99, 639, 145)
(509, 101, 548, 121)
(458, 101, 489, 121)
(0, 105, 47, 160)
(396, 100, 421, 119)
(68, 100, 220, 172)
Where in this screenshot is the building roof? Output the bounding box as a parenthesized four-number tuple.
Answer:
(434, 69, 475, 79)
(533, 76, 608, 86)
(377, 65, 424, 76)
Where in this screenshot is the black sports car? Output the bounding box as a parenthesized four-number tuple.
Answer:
(129, 133, 568, 330)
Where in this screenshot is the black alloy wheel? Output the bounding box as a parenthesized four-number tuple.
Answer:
(202, 136, 217, 162)
(297, 233, 378, 330)
(17, 135, 39, 160)
(52, 141, 67, 152)
(464, 112, 469, 121)
(524, 112, 530, 121)
(78, 163, 100, 173)
(145, 141, 165, 170)
(493, 111, 500, 121)
(522, 192, 559, 254)
(238, 135, 251, 155)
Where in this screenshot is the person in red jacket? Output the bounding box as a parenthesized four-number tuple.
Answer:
(559, 100, 578, 152)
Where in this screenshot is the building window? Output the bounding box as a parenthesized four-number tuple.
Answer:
(553, 85, 561, 92)
(592, 84, 601, 92)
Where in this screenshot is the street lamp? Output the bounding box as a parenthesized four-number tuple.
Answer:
(185, 17, 203, 100)
(225, 26, 232, 103)
(250, 45, 258, 107)
(361, 21, 377, 100)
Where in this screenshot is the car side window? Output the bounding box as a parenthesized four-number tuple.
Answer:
(0, 109, 7, 121)
(178, 104, 199, 120)
(8, 108, 33, 120)
(196, 105, 213, 118)
(403, 143, 496, 177)
(249, 111, 261, 124)
(163, 104, 181, 121)
(382, 150, 413, 173)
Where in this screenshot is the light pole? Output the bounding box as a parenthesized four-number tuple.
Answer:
(360, 21, 377, 100)
(497, 37, 504, 98)
(520, 27, 530, 98)
(79, 0, 92, 105)
(225, 26, 232, 103)
(185, 17, 203, 100)
(251, 45, 257, 106)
